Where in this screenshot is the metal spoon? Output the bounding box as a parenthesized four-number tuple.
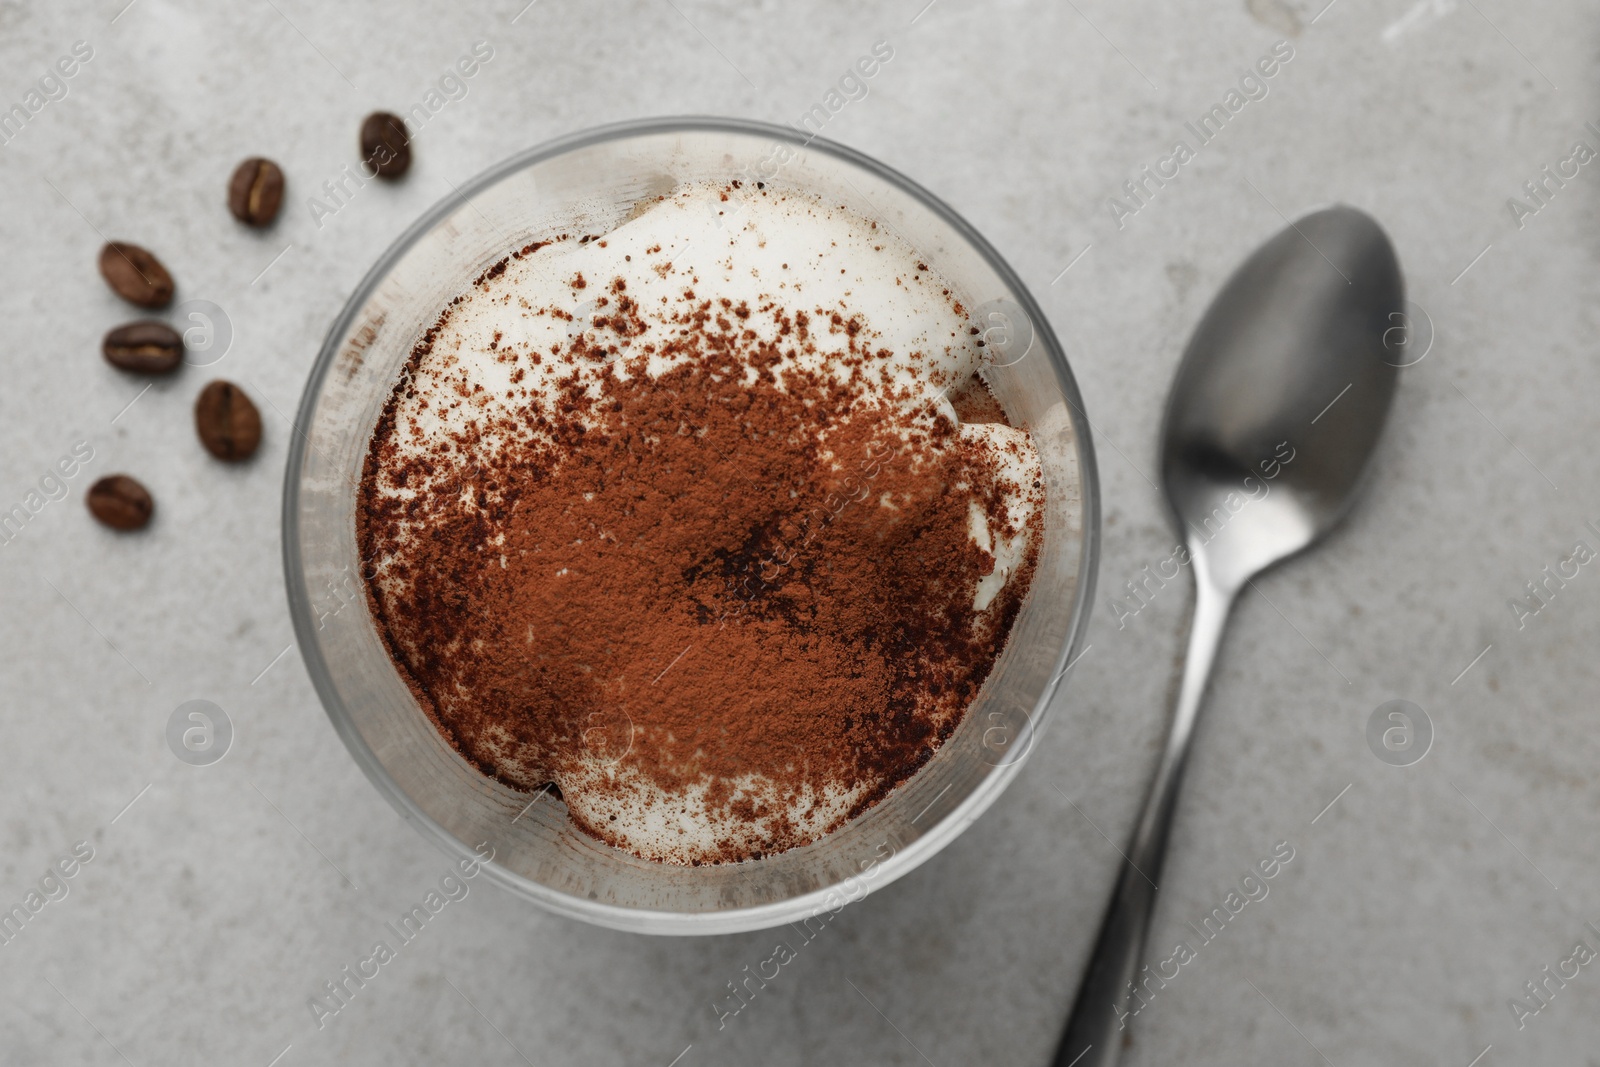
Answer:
(1053, 205, 1405, 1067)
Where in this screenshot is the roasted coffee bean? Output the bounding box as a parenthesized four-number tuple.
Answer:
(227, 157, 285, 227)
(102, 321, 184, 374)
(87, 474, 154, 530)
(360, 112, 411, 179)
(194, 380, 262, 461)
(98, 242, 174, 309)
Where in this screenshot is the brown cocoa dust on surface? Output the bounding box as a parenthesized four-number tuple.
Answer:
(359, 238, 1042, 865)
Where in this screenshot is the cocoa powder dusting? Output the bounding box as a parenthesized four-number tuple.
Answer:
(359, 216, 1042, 865)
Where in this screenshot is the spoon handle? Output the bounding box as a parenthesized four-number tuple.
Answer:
(1053, 568, 1237, 1067)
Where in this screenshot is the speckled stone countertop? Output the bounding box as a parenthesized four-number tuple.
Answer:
(3, 1, 1598, 1063)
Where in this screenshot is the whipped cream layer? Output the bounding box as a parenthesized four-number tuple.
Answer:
(361, 180, 1045, 864)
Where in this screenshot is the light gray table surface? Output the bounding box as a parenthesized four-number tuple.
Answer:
(3, 1, 1598, 1064)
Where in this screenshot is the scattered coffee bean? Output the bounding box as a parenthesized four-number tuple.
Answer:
(98, 242, 174, 309)
(194, 380, 262, 461)
(98, 242, 175, 308)
(360, 112, 411, 179)
(227, 157, 286, 227)
(87, 474, 154, 530)
(102, 321, 184, 374)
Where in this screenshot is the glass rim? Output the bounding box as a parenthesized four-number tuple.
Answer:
(281, 115, 1102, 934)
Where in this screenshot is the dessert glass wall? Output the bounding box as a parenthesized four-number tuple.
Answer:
(284, 118, 1100, 934)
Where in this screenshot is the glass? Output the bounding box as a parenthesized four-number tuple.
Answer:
(283, 117, 1100, 935)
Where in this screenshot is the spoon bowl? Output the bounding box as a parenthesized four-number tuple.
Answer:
(1162, 205, 1404, 591)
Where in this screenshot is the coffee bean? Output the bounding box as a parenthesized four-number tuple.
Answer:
(103, 321, 184, 374)
(87, 475, 154, 530)
(195, 380, 262, 461)
(98, 242, 174, 309)
(360, 112, 411, 179)
(227, 157, 285, 227)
